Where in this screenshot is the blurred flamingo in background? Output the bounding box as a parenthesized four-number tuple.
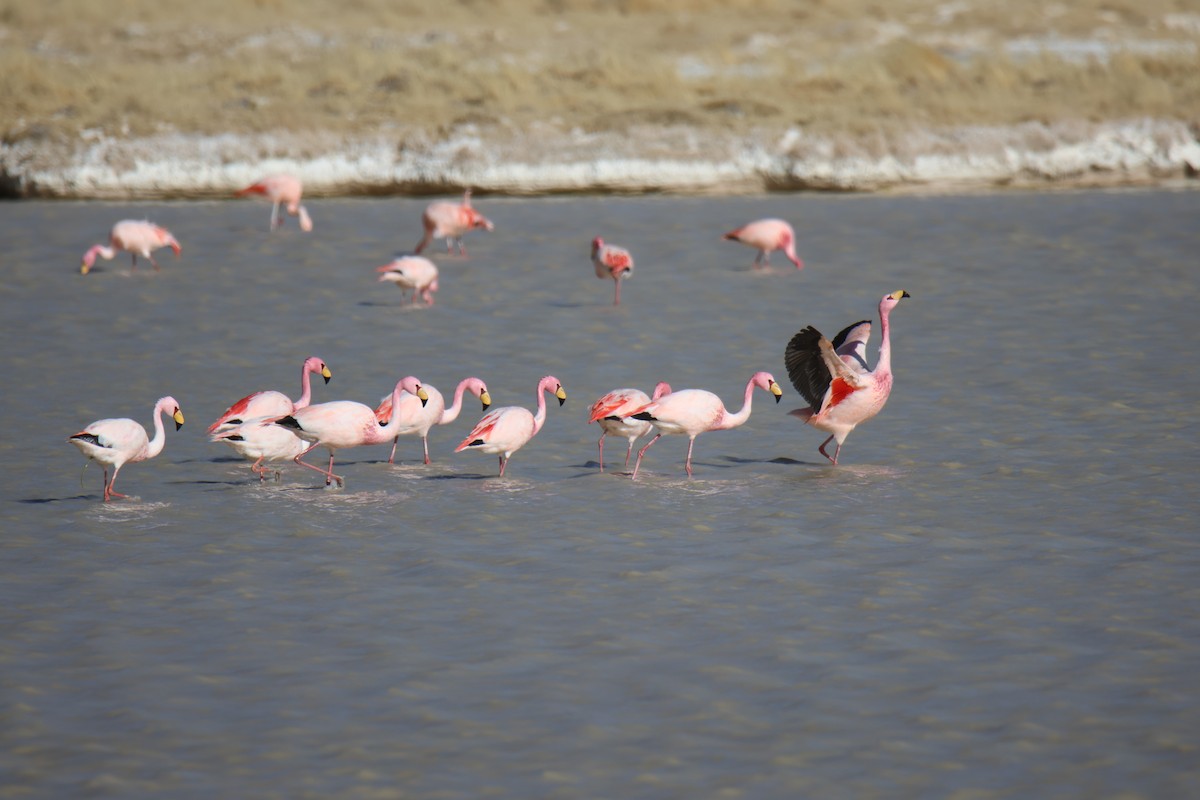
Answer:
(591, 237, 635, 305)
(375, 376, 491, 465)
(455, 376, 566, 477)
(414, 189, 494, 256)
(588, 381, 672, 471)
(722, 218, 804, 270)
(274, 377, 428, 487)
(377, 256, 439, 306)
(630, 372, 782, 479)
(68, 396, 185, 501)
(210, 417, 309, 482)
(784, 290, 910, 465)
(208, 356, 332, 434)
(81, 220, 181, 274)
(235, 173, 313, 232)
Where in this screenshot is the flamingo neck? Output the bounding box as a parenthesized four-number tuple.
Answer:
(440, 380, 470, 425)
(145, 402, 169, 459)
(531, 383, 550, 436)
(717, 379, 758, 431)
(294, 364, 315, 409)
(876, 303, 894, 378)
(87, 244, 116, 262)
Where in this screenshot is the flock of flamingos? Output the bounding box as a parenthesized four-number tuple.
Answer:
(68, 174, 911, 502)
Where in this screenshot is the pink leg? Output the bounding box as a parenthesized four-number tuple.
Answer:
(251, 457, 267, 481)
(623, 439, 635, 470)
(817, 435, 839, 465)
(270, 201, 281, 231)
(130, 254, 138, 272)
(387, 436, 399, 465)
(613, 278, 621, 306)
(293, 443, 344, 486)
(498, 455, 506, 476)
(684, 437, 697, 477)
(414, 229, 432, 254)
(631, 434, 661, 480)
(148, 253, 161, 272)
(106, 466, 129, 500)
(422, 436, 431, 466)
(597, 434, 606, 472)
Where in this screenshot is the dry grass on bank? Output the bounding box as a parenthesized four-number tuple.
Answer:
(2, 0, 1199, 146)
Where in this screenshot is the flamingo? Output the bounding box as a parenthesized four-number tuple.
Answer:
(588, 382, 673, 471)
(374, 377, 491, 465)
(210, 417, 309, 482)
(591, 237, 635, 306)
(274, 377, 428, 487)
(722, 218, 804, 270)
(630, 372, 782, 480)
(454, 376, 566, 477)
(414, 189, 494, 256)
(235, 173, 313, 232)
(783, 289, 910, 465)
(376, 256, 439, 306)
(81, 220, 181, 275)
(68, 396, 185, 502)
(208, 356, 332, 434)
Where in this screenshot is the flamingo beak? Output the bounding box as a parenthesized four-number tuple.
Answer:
(555, 385, 567, 406)
(416, 386, 429, 406)
(770, 381, 783, 402)
(80, 261, 91, 275)
(173, 408, 186, 430)
(321, 366, 332, 384)
(479, 390, 492, 411)
(890, 289, 911, 300)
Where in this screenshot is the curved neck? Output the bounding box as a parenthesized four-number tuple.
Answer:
(875, 304, 894, 377)
(440, 379, 470, 424)
(146, 403, 169, 458)
(88, 244, 116, 262)
(294, 361, 319, 409)
(716, 379, 758, 431)
(531, 383, 550, 436)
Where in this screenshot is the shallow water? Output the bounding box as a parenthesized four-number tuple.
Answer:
(2, 191, 1199, 798)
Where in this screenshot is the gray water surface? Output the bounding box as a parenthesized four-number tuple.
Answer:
(2, 191, 1198, 798)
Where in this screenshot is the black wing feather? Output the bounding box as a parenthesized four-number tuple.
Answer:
(831, 320, 871, 350)
(784, 326, 831, 412)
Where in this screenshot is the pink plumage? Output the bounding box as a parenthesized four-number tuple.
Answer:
(591, 237, 635, 305)
(208, 356, 332, 434)
(68, 396, 185, 501)
(629, 372, 783, 479)
(587, 382, 672, 471)
(374, 377, 491, 465)
(414, 189, 494, 256)
(455, 376, 566, 476)
(236, 173, 313, 232)
(376, 256, 440, 306)
(722, 218, 804, 270)
(81, 220, 181, 274)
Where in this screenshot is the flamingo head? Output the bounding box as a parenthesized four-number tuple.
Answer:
(305, 357, 332, 385)
(752, 372, 784, 403)
(591, 237, 605, 257)
(540, 376, 567, 407)
(880, 289, 911, 315)
(158, 396, 185, 430)
(475, 383, 492, 411)
(467, 209, 494, 232)
(397, 376, 429, 406)
(80, 247, 98, 274)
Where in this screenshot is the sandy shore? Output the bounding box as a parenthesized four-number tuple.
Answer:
(3, 0, 1199, 197)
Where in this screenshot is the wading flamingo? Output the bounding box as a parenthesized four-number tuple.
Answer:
(68, 396, 185, 502)
(722, 218, 803, 270)
(208, 356, 332, 434)
(210, 417, 309, 482)
(274, 377, 428, 487)
(414, 189, 494, 256)
(236, 174, 313, 232)
(588, 382, 672, 471)
(377, 256, 439, 306)
(591, 237, 635, 306)
(375, 377, 491, 465)
(455, 376, 566, 477)
(784, 290, 910, 465)
(81, 220, 181, 274)
(630, 372, 782, 480)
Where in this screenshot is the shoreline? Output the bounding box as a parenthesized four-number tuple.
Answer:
(3, 118, 1198, 199)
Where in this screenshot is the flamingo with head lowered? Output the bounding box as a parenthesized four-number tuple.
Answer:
(722, 218, 803, 270)
(784, 289, 910, 465)
(591, 237, 635, 306)
(455, 376, 566, 477)
(68, 396, 185, 501)
(236, 173, 313, 232)
(588, 382, 672, 472)
(208, 356, 332, 434)
(274, 377, 428, 487)
(629, 372, 782, 480)
(81, 220, 181, 274)
(377, 256, 439, 306)
(375, 376, 491, 465)
(414, 189, 494, 256)
(210, 417, 309, 482)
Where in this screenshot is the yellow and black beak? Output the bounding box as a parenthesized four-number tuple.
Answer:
(80, 261, 91, 275)
(173, 408, 186, 430)
(479, 390, 492, 411)
(321, 365, 332, 384)
(890, 289, 911, 300)
(416, 386, 429, 406)
(555, 385, 567, 407)
(770, 380, 783, 403)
